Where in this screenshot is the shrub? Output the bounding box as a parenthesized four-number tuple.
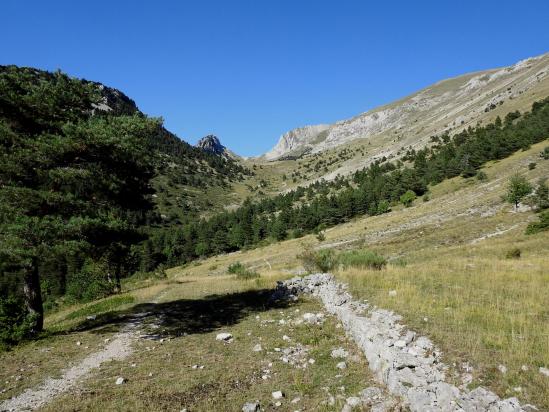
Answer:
(540, 146, 549, 160)
(526, 210, 549, 234)
(298, 247, 337, 273)
(476, 171, 488, 181)
(528, 162, 537, 170)
(227, 262, 245, 274)
(400, 190, 416, 207)
(227, 261, 260, 280)
(65, 261, 114, 303)
(316, 231, 326, 242)
(505, 247, 521, 259)
(0, 297, 37, 349)
(338, 250, 387, 270)
(377, 200, 391, 213)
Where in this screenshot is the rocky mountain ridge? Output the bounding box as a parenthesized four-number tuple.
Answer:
(263, 52, 549, 161)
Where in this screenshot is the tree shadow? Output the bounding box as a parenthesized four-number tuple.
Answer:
(70, 288, 293, 338)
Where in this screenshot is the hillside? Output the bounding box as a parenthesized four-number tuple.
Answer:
(1, 56, 549, 412)
(260, 52, 549, 186)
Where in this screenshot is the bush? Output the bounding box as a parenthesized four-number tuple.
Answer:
(65, 262, 115, 303)
(540, 146, 549, 160)
(400, 190, 416, 207)
(526, 210, 549, 234)
(377, 200, 391, 213)
(298, 247, 337, 273)
(227, 262, 245, 274)
(0, 297, 37, 349)
(227, 262, 260, 280)
(316, 231, 326, 242)
(505, 247, 521, 259)
(528, 162, 537, 170)
(476, 171, 488, 181)
(338, 249, 387, 270)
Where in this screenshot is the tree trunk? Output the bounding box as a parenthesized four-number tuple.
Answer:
(23, 259, 44, 333)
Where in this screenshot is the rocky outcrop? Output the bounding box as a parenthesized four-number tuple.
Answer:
(273, 274, 537, 412)
(196, 134, 228, 156)
(263, 53, 549, 160)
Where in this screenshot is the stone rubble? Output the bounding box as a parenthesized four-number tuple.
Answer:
(272, 274, 534, 412)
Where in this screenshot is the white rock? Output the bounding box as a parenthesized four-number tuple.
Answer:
(216, 332, 233, 342)
(388, 290, 397, 297)
(275, 401, 282, 407)
(282, 335, 291, 341)
(540, 367, 549, 377)
(76, 341, 81, 346)
(242, 401, 260, 412)
(498, 364, 507, 374)
(331, 347, 349, 359)
(115, 377, 125, 385)
(272, 390, 284, 399)
(394, 340, 406, 348)
(336, 361, 347, 370)
(291, 397, 301, 404)
(346, 396, 362, 407)
(308, 358, 315, 364)
(253, 344, 263, 352)
(521, 364, 529, 371)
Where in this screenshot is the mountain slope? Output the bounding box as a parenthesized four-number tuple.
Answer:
(264, 53, 549, 164)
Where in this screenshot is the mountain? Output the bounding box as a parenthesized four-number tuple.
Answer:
(197, 134, 226, 155)
(264, 53, 549, 162)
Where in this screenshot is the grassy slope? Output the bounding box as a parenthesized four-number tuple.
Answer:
(1, 142, 548, 410)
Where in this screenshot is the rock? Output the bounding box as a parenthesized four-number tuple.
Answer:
(196, 135, 227, 156)
(360, 387, 382, 402)
(253, 344, 263, 352)
(540, 367, 549, 377)
(76, 341, 81, 346)
(330, 347, 349, 359)
(291, 397, 301, 404)
(115, 377, 125, 385)
(346, 396, 362, 407)
(394, 340, 406, 348)
(216, 332, 233, 342)
(282, 335, 291, 341)
(274, 401, 281, 407)
(521, 364, 529, 371)
(272, 390, 284, 399)
(498, 364, 508, 374)
(336, 361, 347, 370)
(388, 290, 397, 297)
(242, 401, 260, 412)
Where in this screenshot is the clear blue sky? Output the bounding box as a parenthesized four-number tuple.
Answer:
(2, 1, 549, 156)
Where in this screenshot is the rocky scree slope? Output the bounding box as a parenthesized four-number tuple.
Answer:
(264, 53, 549, 162)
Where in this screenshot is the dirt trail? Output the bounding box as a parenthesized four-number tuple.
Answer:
(0, 289, 169, 412)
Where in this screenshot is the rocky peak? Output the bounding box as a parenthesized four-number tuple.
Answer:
(196, 135, 227, 156)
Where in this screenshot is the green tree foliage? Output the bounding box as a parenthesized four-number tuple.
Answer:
(505, 174, 533, 209)
(0, 66, 157, 335)
(400, 190, 417, 207)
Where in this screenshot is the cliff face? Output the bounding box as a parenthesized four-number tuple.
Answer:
(263, 53, 549, 160)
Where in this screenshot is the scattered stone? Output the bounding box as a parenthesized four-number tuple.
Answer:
(336, 361, 347, 370)
(115, 377, 125, 385)
(498, 364, 508, 374)
(291, 397, 301, 404)
(76, 341, 81, 346)
(308, 358, 315, 364)
(346, 396, 361, 407)
(274, 401, 282, 407)
(274, 273, 533, 412)
(331, 347, 349, 359)
(521, 365, 529, 372)
(272, 390, 284, 400)
(540, 367, 549, 377)
(216, 332, 233, 342)
(242, 401, 260, 412)
(282, 335, 291, 341)
(253, 344, 263, 352)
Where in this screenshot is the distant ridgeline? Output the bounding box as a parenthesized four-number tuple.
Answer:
(147, 97, 549, 268)
(0, 65, 249, 341)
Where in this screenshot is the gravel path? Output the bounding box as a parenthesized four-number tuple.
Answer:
(0, 290, 169, 412)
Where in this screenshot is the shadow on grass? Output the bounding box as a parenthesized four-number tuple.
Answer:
(69, 288, 292, 338)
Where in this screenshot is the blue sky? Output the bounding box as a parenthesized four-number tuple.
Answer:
(2, 1, 549, 156)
